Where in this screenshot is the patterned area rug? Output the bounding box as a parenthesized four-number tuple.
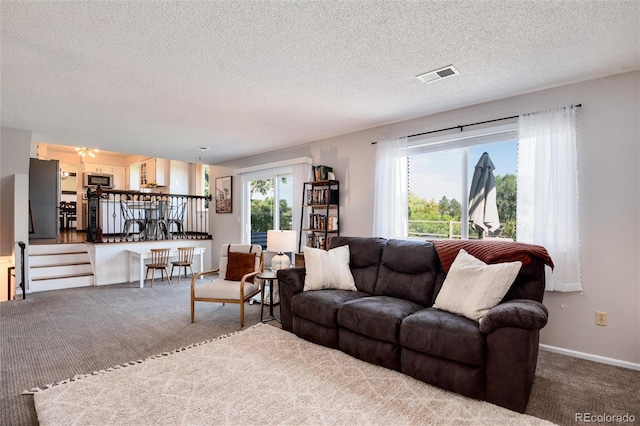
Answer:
(32, 324, 553, 425)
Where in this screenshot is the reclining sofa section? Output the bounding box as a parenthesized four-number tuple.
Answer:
(277, 236, 550, 413)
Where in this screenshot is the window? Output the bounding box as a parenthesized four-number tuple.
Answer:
(245, 172, 293, 247)
(374, 107, 579, 291)
(203, 165, 210, 209)
(193, 164, 210, 197)
(407, 124, 518, 240)
(238, 158, 312, 248)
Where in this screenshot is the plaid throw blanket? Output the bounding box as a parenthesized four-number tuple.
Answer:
(430, 239, 554, 273)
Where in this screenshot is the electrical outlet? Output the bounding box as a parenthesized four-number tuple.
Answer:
(596, 311, 607, 326)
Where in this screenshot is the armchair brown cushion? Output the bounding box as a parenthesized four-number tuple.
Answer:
(225, 252, 256, 281)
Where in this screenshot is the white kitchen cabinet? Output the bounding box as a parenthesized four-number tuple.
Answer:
(111, 166, 126, 190)
(83, 163, 126, 189)
(83, 164, 110, 174)
(125, 164, 141, 191)
(140, 158, 168, 187)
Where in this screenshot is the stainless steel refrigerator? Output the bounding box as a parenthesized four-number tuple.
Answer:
(29, 158, 60, 239)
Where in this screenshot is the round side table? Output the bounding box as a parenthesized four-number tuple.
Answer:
(257, 271, 281, 323)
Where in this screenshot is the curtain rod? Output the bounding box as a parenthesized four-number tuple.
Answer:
(371, 104, 582, 144)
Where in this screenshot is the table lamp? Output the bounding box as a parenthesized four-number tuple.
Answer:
(267, 230, 296, 271)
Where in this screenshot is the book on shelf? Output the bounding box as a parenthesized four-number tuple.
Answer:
(312, 165, 333, 181)
(306, 188, 339, 205)
(308, 214, 338, 231)
(306, 234, 327, 250)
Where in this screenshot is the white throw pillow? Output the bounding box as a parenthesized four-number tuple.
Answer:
(303, 245, 357, 291)
(434, 249, 522, 322)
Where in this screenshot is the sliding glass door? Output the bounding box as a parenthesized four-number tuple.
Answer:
(242, 170, 293, 247)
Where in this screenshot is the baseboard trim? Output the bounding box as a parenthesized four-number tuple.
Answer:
(540, 344, 640, 371)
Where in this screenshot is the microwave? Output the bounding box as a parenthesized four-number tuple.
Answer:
(83, 172, 113, 188)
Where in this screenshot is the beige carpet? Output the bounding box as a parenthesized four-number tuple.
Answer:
(32, 324, 553, 425)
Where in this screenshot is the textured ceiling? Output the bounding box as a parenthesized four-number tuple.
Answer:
(2, 1, 639, 164)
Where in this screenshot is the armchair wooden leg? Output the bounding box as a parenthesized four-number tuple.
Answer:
(240, 301, 245, 328)
(191, 299, 195, 323)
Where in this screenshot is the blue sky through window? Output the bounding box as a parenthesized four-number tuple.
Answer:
(409, 139, 517, 202)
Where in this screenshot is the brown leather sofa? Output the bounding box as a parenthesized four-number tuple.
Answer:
(278, 236, 551, 413)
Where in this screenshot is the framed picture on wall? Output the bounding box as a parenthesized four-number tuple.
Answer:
(215, 176, 232, 213)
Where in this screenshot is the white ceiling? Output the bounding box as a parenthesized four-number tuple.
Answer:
(2, 1, 639, 165)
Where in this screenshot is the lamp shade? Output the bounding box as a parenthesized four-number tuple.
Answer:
(267, 230, 297, 253)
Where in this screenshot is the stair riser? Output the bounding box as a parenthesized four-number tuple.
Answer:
(30, 276, 94, 292)
(27, 243, 95, 292)
(30, 264, 93, 279)
(30, 253, 90, 266)
(29, 243, 87, 255)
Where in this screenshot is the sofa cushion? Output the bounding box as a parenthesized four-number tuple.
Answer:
(433, 249, 522, 322)
(503, 256, 547, 303)
(400, 308, 485, 366)
(338, 296, 423, 343)
(194, 279, 260, 300)
(374, 239, 439, 306)
(291, 290, 369, 328)
(303, 245, 357, 291)
(329, 236, 387, 294)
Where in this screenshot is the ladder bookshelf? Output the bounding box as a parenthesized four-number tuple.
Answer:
(298, 180, 340, 252)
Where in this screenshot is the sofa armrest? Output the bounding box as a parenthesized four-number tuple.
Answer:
(276, 267, 306, 332)
(480, 299, 548, 334)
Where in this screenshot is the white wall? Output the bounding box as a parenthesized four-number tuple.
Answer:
(1, 127, 32, 255)
(0, 127, 32, 300)
(169, 160, 191, 195)
(13, 174, 30, 294)
(86, 240, 212, 286)
(211, 71, 640, 365)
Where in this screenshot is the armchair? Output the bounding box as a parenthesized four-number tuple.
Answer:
(191, 244, 263, 327)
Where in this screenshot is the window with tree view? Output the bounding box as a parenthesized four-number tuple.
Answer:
(248, 174, 293, 247)
(408, 128, 518, 240)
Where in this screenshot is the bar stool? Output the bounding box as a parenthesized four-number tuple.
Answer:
(145, 248, 171, 287)
(170, 246, 195, 283)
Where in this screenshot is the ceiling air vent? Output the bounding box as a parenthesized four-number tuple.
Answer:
(416, 65, 459, 84)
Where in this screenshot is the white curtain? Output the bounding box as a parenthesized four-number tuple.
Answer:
(292, 162, 312, 250)
(373, 137, 408, 239)
(517, 106, 582, 292)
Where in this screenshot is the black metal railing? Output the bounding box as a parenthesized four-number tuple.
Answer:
(86, 187, 212, 243)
